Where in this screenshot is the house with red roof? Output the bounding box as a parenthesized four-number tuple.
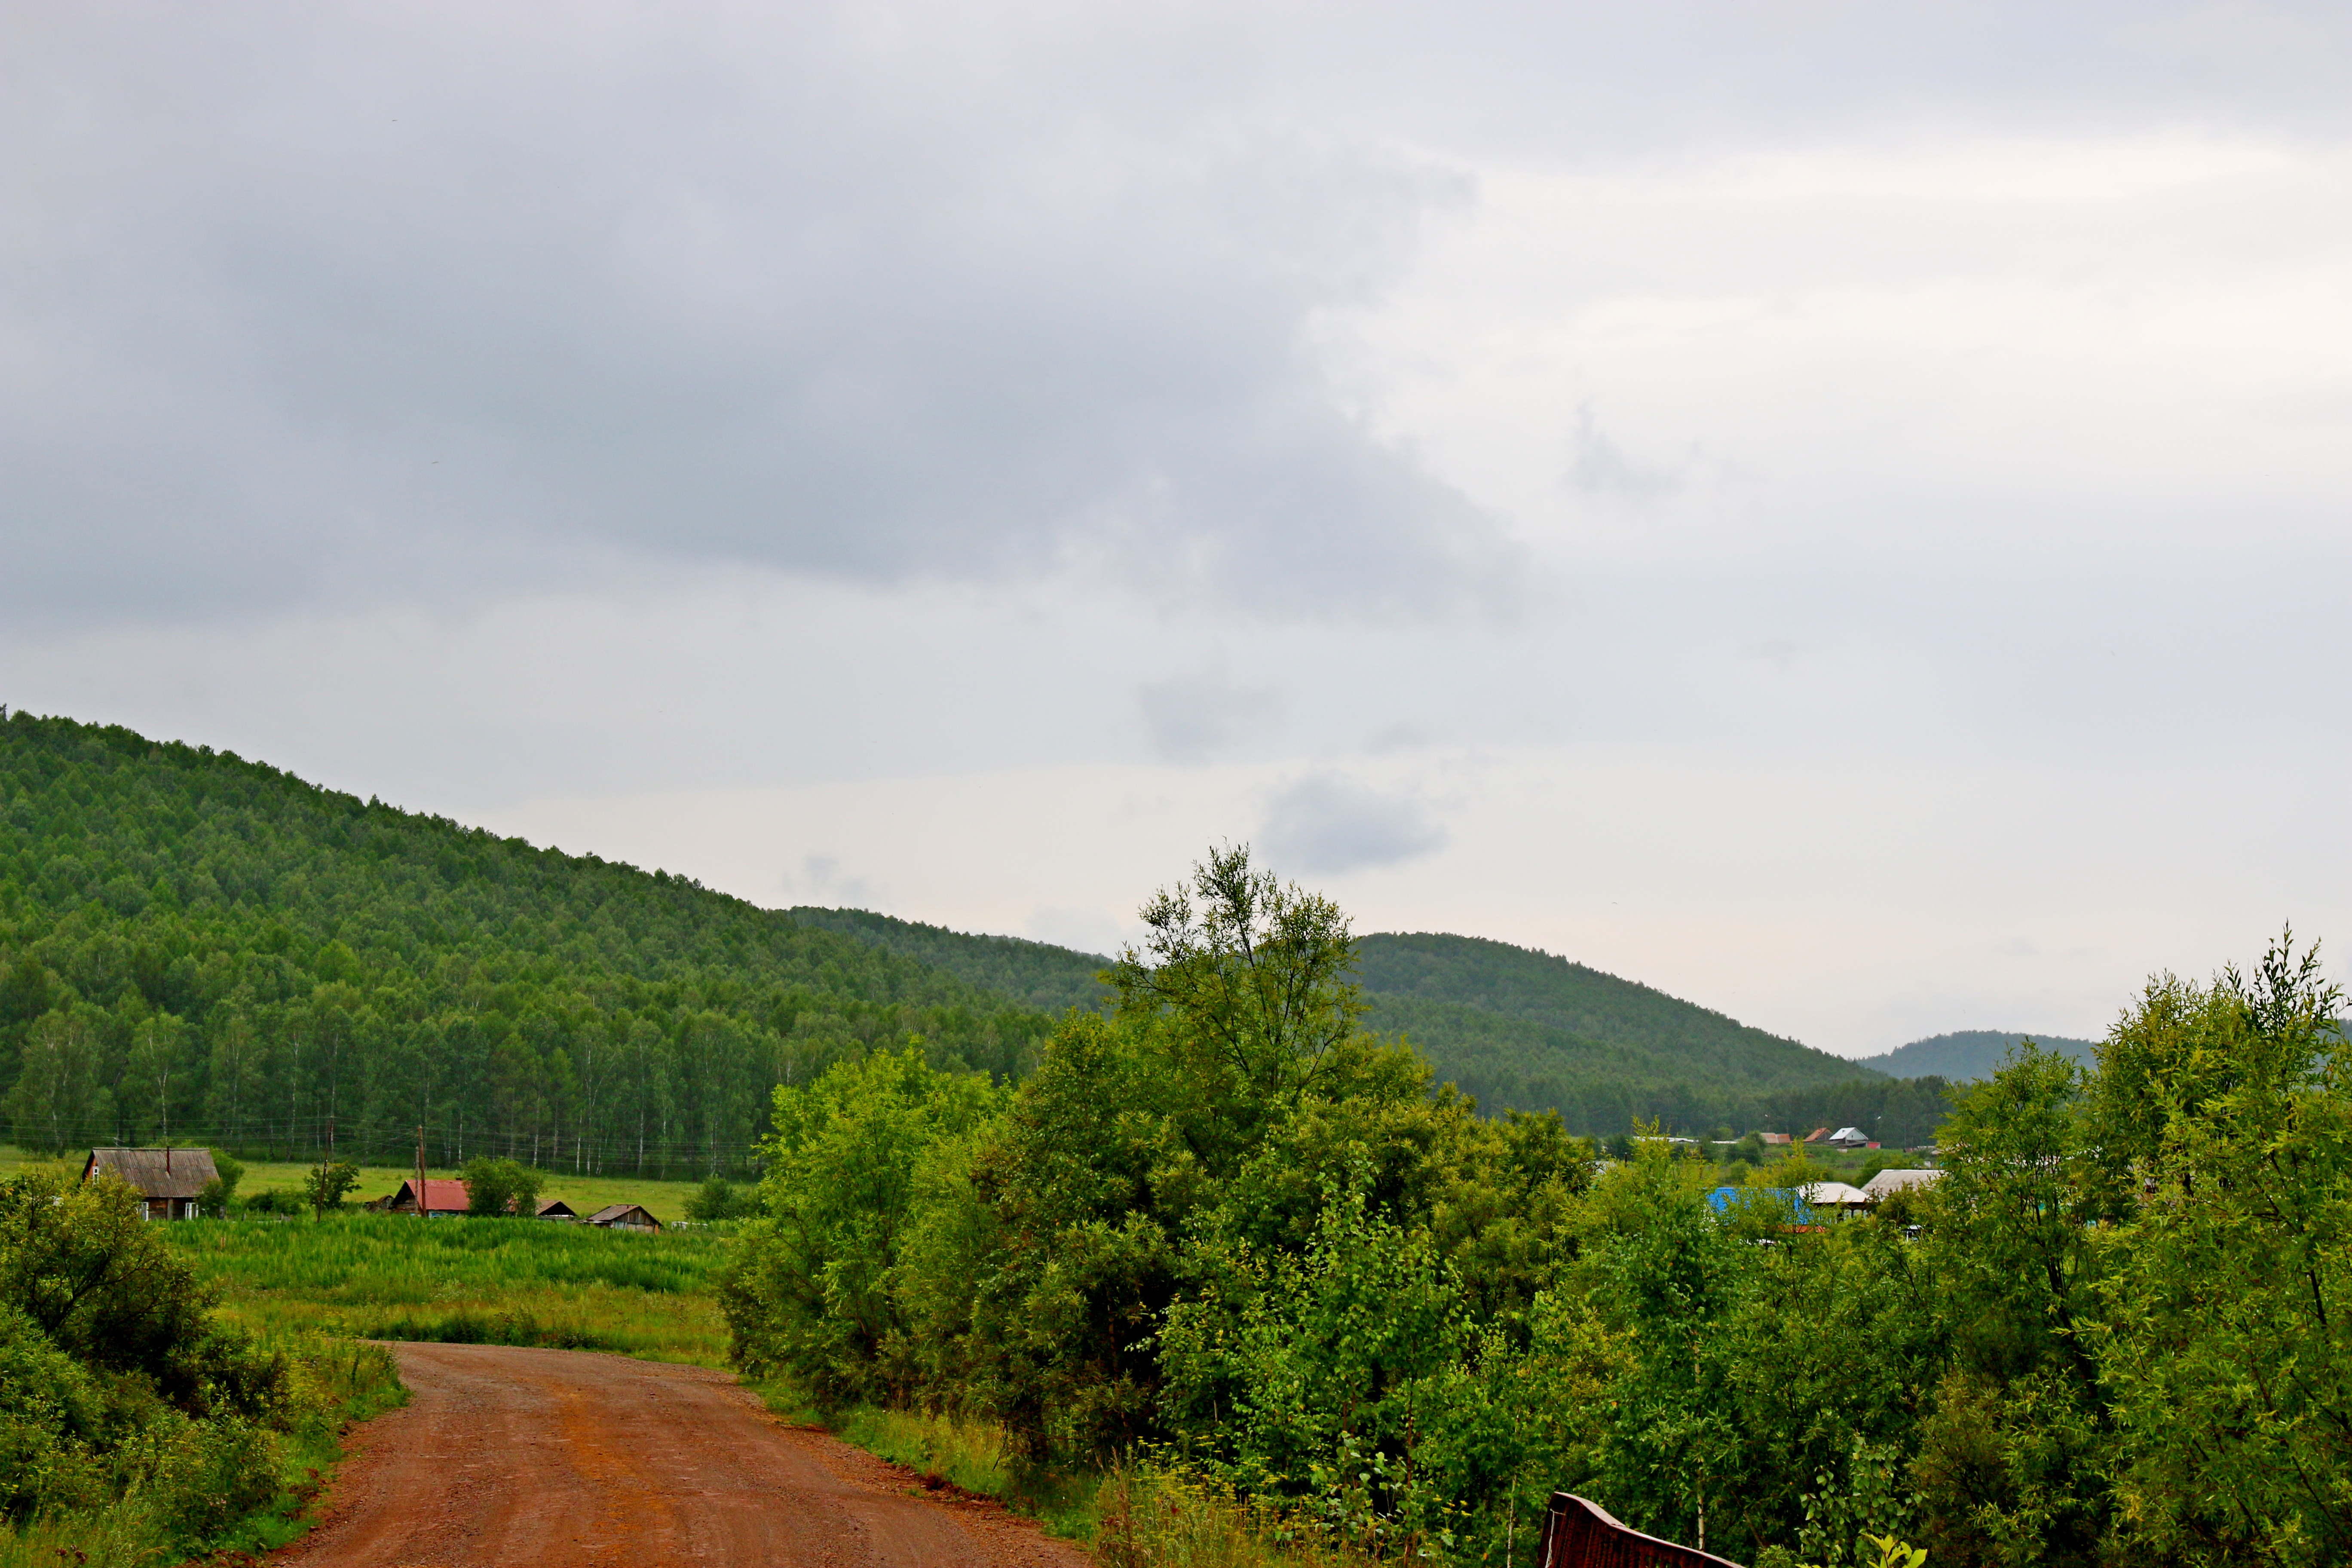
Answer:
(380, 1178, 469, 1217)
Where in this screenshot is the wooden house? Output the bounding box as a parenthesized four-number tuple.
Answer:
(1801, 1180, 1874, 1217)
(82, 1148, 218, 1220)
(380, 1178, 470, 1217)
(536, 1198, 579, 1221)
(584, 1202, 661, 1232)
(1862, 1168, 1943, 1201)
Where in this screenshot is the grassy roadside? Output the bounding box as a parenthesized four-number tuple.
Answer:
(0, 1161, 412, 1568)
(741, 1387, 1401, 1568)
(746, 1384, 1103, 1540)
(0, 1333, 406, 1568)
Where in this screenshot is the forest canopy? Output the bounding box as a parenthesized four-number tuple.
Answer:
(0, 712, 1057, 1175)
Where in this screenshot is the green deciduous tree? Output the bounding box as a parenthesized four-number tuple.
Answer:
(1111, 844, 1363, 1100)
(718, 1045, 1002, 1404)
(459, 1156, 543, 1218)
(2086, 935, 2352, 1567)
(4, 1009, 111, 1155)
(304, 1159, 360, 1216)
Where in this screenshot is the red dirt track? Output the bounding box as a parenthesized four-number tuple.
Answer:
(272, 1343, 1091, 1568)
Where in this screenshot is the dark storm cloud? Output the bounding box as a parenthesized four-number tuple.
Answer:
(0, 3, 1514, 626)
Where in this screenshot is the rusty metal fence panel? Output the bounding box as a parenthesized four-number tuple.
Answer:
(1536, 1492, 1747, 1568)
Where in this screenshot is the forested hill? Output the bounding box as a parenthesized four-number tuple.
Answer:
(784, 906, 1109, 1013)
(798, 911, 1950, 1145)
(1347, 932, 1946, 1143)
(1, 708, 1952, 1165)
(0, 713, 1057, 1176)
(1355, 932, 1871, 1089)
(1855, 1029, 2101, 1080)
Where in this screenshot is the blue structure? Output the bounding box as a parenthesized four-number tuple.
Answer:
(1706, 1184, 1820, 1226)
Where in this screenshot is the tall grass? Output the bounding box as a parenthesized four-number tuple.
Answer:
(161, 1212, 736, 1364)
(1096, 1470, 1418, 1568)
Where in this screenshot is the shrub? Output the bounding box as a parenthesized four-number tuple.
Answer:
(460, 1157, 544, 1218)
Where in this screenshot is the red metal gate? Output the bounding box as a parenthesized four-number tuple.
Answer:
(1536, 1492, 1746, 1568)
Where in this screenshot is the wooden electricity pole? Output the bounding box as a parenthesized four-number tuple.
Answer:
(415, 1124, 426, 1222)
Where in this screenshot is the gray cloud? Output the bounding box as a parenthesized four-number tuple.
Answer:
(1260, 774, 1447, 875)
(1566, 405, 1686, 503)
(1137, 668, 1283, 763)
(782, 853, 884, 911)
(0, 3, 1515, 628)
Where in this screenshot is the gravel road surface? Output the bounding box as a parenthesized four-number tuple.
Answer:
(272, 1342, 1091, 1568)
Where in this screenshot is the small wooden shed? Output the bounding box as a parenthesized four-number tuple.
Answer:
(584, 1203, 661, 1232)
(82, 1148, 218, 1220)
(536, 1198, 579, 1221)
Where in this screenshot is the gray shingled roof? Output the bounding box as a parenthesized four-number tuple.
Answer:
(83, 1148, 219, 1201)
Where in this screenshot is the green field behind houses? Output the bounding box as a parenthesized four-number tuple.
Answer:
(5, 1146, 730, 1364)
(160, 1210, 734, 1365)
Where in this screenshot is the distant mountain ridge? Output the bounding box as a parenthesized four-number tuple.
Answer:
(1854, 1029, 2100, 1081)
(1353, 933, 1877, 1090)
(798, 913, 1953, 1142)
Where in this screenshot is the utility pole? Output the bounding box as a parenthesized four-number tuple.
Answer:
(415, 1124, 426, 1222)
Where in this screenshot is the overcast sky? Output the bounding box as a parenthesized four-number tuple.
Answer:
(7, 1, 2349, 1055)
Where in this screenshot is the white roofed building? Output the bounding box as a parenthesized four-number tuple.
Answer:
(1862, 1168, 1943, 1201)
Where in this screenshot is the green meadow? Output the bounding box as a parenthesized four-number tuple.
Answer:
(225, 1156, 707, 1226)
(159, 1209, 737, 1365)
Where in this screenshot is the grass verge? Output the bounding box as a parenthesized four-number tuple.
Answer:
(744, 1385, 1101, 1541)
(0, 1330, 407, 1568)
(738, 1392, 1405, 1568)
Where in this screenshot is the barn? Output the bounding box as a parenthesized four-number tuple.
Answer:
(585, 1203, 662, 1232)
(380, 1178, 470, 1217)
(82, 1147, 219, 1220)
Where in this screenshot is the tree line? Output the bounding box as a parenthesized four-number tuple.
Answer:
(0, 712, 1054, 1175)
(722, 848, 2350, 1568)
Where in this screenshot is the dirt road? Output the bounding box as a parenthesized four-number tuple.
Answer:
(273, 1342, 1092, 1568)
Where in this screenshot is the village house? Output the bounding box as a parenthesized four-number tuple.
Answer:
(584, 1203, 661, 1232)
(536, 1198, 579, 1221)
(1862, 1167, 1943, 1201)
(1802, 1179, 1875, 1216)
(377, 1178, 470, 1217)
(82, 1147, 218, 1220)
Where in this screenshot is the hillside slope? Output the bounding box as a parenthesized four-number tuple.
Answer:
(786, 906, 1109, 1014)
(0, 714, 1055, 1175)
(1355, 932, 1876, 1091)
(1855, 1029, 2100, 1080)
(803, 911, 1946, 1141)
